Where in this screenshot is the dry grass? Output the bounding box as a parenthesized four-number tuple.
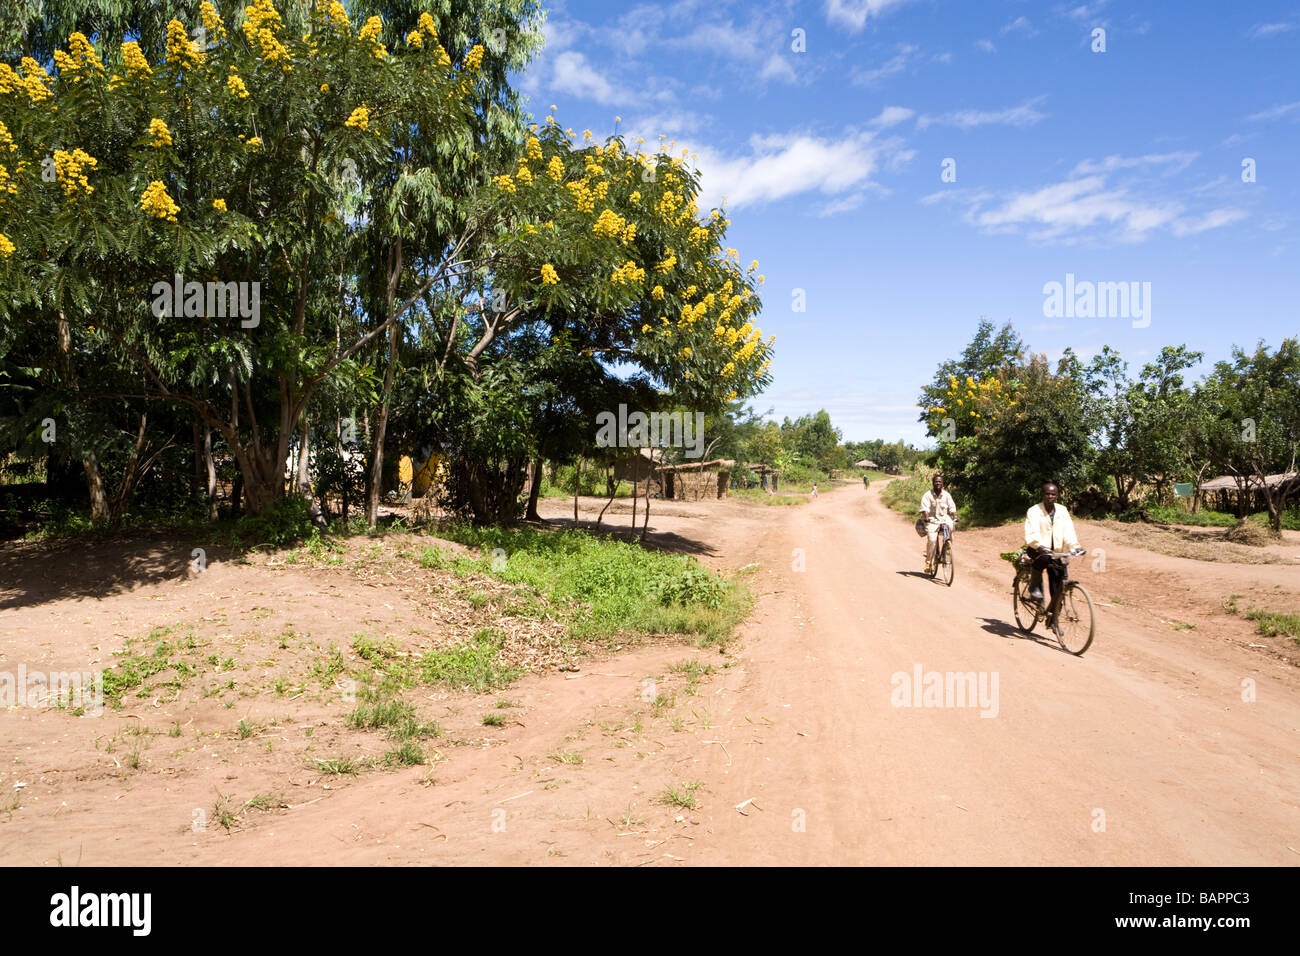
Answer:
(1092, 520, 1295, 565)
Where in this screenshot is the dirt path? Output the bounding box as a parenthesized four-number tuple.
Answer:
(2, 482, 1297, 865)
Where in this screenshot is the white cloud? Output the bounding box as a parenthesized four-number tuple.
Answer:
(1070, 152, 1198, 176)
(1247, 101, 1300, 121)
(1061, 1, 1110, 22)
(690, 129, 912, 212)
(550, 51, 631, 105)
(825, 0, 917, 33)
(974, 38, 996, 53)
(852, 43, 918, 86)
(932, 51, 953, 63)
(869, 106, 915, 127)
(934, 159, 1248, 244)
(1247, 22, 1295, 39)
(1001, 16, 1036, 35)
(760, 53, 798, 82)
(917, 96, 1047, 130)
(1171, 208, 1249, 236)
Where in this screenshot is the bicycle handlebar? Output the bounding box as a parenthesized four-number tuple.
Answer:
(1043, 548, 1086, 558)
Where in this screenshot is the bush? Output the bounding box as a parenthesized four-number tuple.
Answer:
(236, 495, 315, 548)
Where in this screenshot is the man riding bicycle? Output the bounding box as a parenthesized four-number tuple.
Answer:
(919, 473, 957, 575)
(1023, 481, 1082, 604)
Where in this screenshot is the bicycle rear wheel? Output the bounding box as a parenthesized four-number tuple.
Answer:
(939, 542, 954, 586)
(1012, 578, 1038, 633)
(1054, 582, 1096, 655)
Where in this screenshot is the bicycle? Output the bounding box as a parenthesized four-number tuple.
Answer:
(1010, 547, 1095, 655)
(927, 521, 955, 587)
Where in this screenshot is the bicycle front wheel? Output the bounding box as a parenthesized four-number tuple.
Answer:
(939, 542, 954, 586)
(1055, 582, 1096, 655)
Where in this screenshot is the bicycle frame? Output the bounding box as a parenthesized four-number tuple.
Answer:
(1016, 550, 1077, 623)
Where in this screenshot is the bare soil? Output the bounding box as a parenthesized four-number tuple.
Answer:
(2, 481, 1298, 865)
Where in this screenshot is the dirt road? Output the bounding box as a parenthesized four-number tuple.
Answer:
(3, 480, 1297, 865)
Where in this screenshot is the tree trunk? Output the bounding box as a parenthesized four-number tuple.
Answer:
(366, 318, 399, 527)
(596, 470, 618, 528)
(640, 481, 650, 542)
(525, 457, 544, 521)
(296, 415, 311, 492)
(83, 451, 109, 523)
(203, 425, 218, 520)
(573, 457, 581, 524)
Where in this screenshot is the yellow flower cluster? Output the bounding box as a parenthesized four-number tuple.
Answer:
(212, 198, 227, 211)
(721, 362, 735, 378)
(227, 71, 249, 97)
(54, 33, 103, 74)
(245, 136, 263, 151)
(166, 19, 205, 69)
(0, 121, 14, 154)
(463, 44, 485, 71)
(592, 208, 627, 239)
(688, 225, 710, 247)
(0, 233, 14, 256)
(121, 41, 152, 76)
(53, 149, 97, 198)
(200, 2, 226, 36)
(318, 0, 350, 30)
(0, 64, 18, 95)
(655, 251, 676, 273)
(654, 190, 680, 220)
(493, 174, 515, 193)
(611, 260, 645, 285)
(547, 155, 564, 180)
(406, 30, 423, 48)
(623, 222, 636, 243)
(565, 178, 595, 212)
(650, 285, 663, 300)
(359, 16, 387, 58)
(148, 118, 172, 148)
(629, 190, 641, 204)
(345, 105, 370, 131)
(540, 263, 559, 285)
(0, 164, 15, 198)
(243, 0, 290, 65)
(526, 136, 543, 161)
(17, 58, 53, 102)
(140, 180, 179, 220)
(515, 163, 532, 184)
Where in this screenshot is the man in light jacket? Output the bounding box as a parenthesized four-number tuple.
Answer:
(919, 473, 957, 574)
(1024, 481, 1080, 603)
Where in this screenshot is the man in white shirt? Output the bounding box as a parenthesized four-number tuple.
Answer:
(1023, 481, 1080, 603)
(918, 473, 957, 574)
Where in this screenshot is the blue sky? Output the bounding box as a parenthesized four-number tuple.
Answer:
(517, 0, 1299, 445)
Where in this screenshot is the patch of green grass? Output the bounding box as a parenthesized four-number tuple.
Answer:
(102, 639, 182, 707)
(384, 741, 425, 766)
(1245, 609, 1300, 642)
(236, 718, 257, 739)
(346, 697, 441, 741)
(482, 713, 506, 726)
(1224, 593, 1243, 615)
(308, 644, 347, 685)
(308, 755, 362, 775)
(419, 629, 521, 692)
(658, 780, 701, 810)
(548, 748, 583, 765)
(428, 525, 752, 649)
